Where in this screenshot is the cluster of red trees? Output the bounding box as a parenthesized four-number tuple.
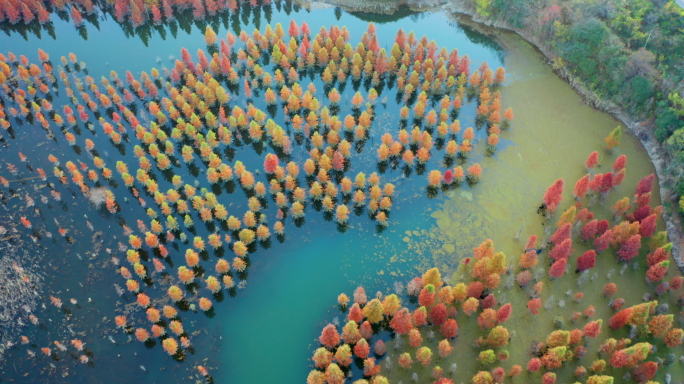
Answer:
(543, 151, 665, 276)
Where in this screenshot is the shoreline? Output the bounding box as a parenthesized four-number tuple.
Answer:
(441, 1, 683, 270)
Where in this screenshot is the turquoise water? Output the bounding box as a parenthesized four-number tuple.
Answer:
(1, 2, 674, 384)
(0, 3, 509, 383)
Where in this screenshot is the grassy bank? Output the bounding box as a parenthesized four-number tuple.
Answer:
(451, 0, 684, 221)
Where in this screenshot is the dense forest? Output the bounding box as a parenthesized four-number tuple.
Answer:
(469, 0, 684, 226)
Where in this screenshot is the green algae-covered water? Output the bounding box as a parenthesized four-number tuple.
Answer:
(0, 2, 680, 384)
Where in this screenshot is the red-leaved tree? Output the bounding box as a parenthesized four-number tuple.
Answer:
(390, 308, 413, 335)
(617, 234, 642, 261)
(549, 258, 567, 278)
(574, 174, 590, 200)
(609, 308, 633, 329)
(497, 303, 512, 324)
(576, 250, 596, 272)
(320, 324, 340, 349)
(549, 238, 572, 260)
(581, 219, 598, 242)
(550, 223, 572, 245)
(543, 179, 564, 213)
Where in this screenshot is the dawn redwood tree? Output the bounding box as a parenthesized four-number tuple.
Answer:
(348, 303, 363, 323)
(612, 197, 631, 219)
(353, 338, 370, 359)
(519, 251, 538, 270)
(398, 353, 413, 368)
(477, 309, 498, 329)
(325, 363, 345, 384)
(574, 174, 590, 199)
(263, 153, 279, 174)
(556, 206, 577, 227)
(546, 330, 570, 348)
(635, 192, 652, 208)
(497, 303, 512, 323)
(664, 328, 684, 347)
(359, 321, 373, 340)
(408, 329, 424, 349)
(416, 346, 433, 367)
(541, 347, 567, 369)
(373, 340, 386, 356)
(587, 375, 615, 384)
(583, 320, 603, 338)
(320, 324, 340, 349)
(543, 179, 564, 213)
(482, 294, 497, 309)
(334, 345, 352, 367)
(418, 284, 436, 307)
(341, 321, 361, 344)
(610, 343, 651, 369)
(602, 283, 617, 297)
(609, 308, 633, 329)
(633, 205, 652, 222)
(550, 238, 572, 260)
(617, 234, 642, 261)
(646, 260, 669, 283)
(542, 372, 557, 384)
(390, 308, 413, 335)
(594, 229, 612, 253)
(648, 314, 673, 338)
(639, 214, 657, 238)
(440, 319, 458, 338)
(288, 19, 299, 38)
(549, 258, 567, 278)
(463, 298, 479, 315)
(525, 234, 538, 251)
(635, 174, 655, 196)
(586, 151, 598, 169)
(528, 298, 541, 315)
(362, 298, 384, 324)
(422, 267, 443, 288)
(576, 250, 596, 272)
(438, 339, 453, 357)
(604, 126, 622, 150)
(486, 325, 509, 348)
(313, 348, 333, 369)
(632, 361, 658, 382)
(550, 223, 572, 245)
(612, 155, 626, 172)
(516, 270, 533, 286)
(509, 365, 523, 377)
(413, 306, 428, 327)
(467, 281, 484, 298)
(600, 172, 613, 194)
(429, 303, 447, 326)
(589, 173, 603, 194)
(527, 358, 542, 372)
(581, 219, 598, 242)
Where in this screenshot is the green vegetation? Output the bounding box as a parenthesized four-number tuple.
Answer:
(471, 0, 684, 225)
